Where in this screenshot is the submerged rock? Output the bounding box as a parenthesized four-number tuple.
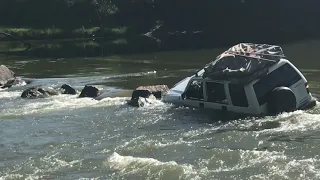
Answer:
(128, 94, 158, 107)
(21, 84, 78, 99)
(78, 85, 99, 98)
(128, 85, 169, 107)
(21, 87, 58, 99)
(0, 65, 16, 88)
(60, 84, 77, 95)
(135, 85, 169, 99)
(19, 83, 158, 102)
(0, 65, 34, 89)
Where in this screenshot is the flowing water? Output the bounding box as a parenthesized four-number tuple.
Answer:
(0, 39, 320, 180)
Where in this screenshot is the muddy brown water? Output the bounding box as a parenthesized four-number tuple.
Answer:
(0, 39, 320, 179)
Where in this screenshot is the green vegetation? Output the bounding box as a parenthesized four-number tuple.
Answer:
(74, 40, 100, 48)
(72, 27, 127, 36)
(112, 38, 128, 45)
(0, 0, 319, 52)
(0, 26, 128, 40)
(38, 43, 62, 49)
(107, 27, 128, 35)
(72, 27, 100, 36)
(0, 27, 63, 38)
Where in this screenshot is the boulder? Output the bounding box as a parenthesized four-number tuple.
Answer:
(60, 84, 77, 95)
(128, 85, 169, 107)
(131, 89, 152, 100)
(0, 65, 16, 88)
(79, 85, 99, 98)
(135, 85, 169, 99)
(127, 94, 157, 107)
(21, 87, 58, 99)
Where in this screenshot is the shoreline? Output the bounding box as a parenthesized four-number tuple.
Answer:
(0, 27, 127, 42)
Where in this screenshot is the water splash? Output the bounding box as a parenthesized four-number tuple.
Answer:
(106, 152, 200, 180)
(0, 92, 129, 118)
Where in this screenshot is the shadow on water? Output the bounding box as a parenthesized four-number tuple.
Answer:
(1, 30, 320, 59)
(0, 36, 159, 58)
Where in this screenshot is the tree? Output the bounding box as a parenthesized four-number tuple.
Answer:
(90, 0, 118, 29)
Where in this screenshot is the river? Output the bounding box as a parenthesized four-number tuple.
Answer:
(0, 39, 320, 180)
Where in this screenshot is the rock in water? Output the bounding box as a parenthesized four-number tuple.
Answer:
(21, 87, 55, 99)
(131, 89, 152, 100)
(21, 85, 75, 99)
(60, 84, 77, 95)
(0, 65, 16, 88)
(132, 85, 169, 100)
(128, 94, 158, 107)
(128, 85, 169, 107)
(79, 85, 99, 98)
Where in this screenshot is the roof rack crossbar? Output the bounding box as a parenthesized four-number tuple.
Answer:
(225, 50, 285, 58)
(225, 43, 283, 57)
(227, 52, 277, 62)
(255, 45, 282, 54)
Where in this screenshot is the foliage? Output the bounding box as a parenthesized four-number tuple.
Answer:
(0, 0, 319, 46)
(73, 27, 100, 35)
(0, 27, 63, 37)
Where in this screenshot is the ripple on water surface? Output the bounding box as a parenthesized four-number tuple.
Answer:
(1, 87, 320, 179)
(104, 104, 320, 180)
(0, 89, 129, 118)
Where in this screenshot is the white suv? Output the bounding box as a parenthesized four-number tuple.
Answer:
(163, 43, 317, 115)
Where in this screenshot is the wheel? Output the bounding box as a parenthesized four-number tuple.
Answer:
(267, 87, 297, 115)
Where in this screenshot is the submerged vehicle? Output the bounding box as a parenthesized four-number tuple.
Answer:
(163, 43, 317, 115)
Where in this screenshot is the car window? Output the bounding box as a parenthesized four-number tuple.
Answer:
(253, 63, 302, 105)
(229, 84, 249, 107)
(185, 80, 204, 100)
(206, 82, 228, 104)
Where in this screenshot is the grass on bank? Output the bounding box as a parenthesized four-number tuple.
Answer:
(72, 26, 127, 35)
(0, 27, 63, 37)
(112, 38, 128, 45)
(0, 26, 128, 40)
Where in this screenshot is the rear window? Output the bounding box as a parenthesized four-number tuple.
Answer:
(253, 63, 302, 105)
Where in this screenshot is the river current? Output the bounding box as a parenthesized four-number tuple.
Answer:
(1, 40, 320, 180)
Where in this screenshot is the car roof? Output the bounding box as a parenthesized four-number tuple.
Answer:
(191, 59, 292, 85)
(191, 43, 289, 84)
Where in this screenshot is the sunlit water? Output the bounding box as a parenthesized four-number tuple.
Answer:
(1, 40, 320, 180)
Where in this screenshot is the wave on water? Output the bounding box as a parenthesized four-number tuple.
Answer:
(0, 151, 81, 180)
(0, 81, 27, 92)
(101, 108, 320, 179)
(0, 90, 22, 99)
(256, 110, 320, 133)
(102, 70, 157, 80)
(106, 149, 320, 179)
(106, 152, 200, 180)
(0, 92, 130, 118)
(195, 149, 320, 179)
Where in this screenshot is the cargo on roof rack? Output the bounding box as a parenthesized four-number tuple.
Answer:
(202, 43, 286, 84)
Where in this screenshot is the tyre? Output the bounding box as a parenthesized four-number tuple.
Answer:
(267, 87, 297, 115)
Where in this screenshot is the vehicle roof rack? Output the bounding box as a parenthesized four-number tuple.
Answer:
(218, 43, 285, 62)
(201, 43, 286, 84)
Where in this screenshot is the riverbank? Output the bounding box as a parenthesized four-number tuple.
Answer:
(2, 25, 320, 60)
(0, 26, 128, 41)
